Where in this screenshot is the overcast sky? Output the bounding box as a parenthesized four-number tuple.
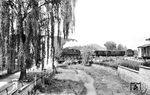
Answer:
(68, 0, 150, 50)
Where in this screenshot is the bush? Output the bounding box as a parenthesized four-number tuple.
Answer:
(118, 60, 141, 71)
(94, 61, 118, 69)
(33, 83, 45, 93)
(32, 79, 87, 95)
(142, 61, 150, 67)
(82, 51, 93, 65)
(93, 57, 142, 70)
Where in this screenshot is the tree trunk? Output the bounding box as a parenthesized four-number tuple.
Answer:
(1, 0, 5, 71)
(50, 8, 56, 72)
(1, 43, 5, 70)
(41, 38, 45, 70)
(19, 44, 27, 81)
(17, 0, 26, 80)
(19, 55, 26, 80)
(19, 69, 26, 80)
(47, 15, 50, 65)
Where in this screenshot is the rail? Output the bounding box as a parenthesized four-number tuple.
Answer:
(17, 76, 42, 95)
(0, 69, 51, 95)
(16, 70, 52, 95)
(0, 70, 7, 76)
(0, 81, 17, 95)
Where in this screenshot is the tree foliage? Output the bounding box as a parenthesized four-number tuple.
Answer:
(0, 0, 76, 80)
(104, 41, 117, 50)
(117, 44, 127, 51)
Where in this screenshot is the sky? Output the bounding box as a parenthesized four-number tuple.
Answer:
(68, 0, 150, 50)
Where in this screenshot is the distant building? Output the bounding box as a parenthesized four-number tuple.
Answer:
(138, 44, 150, 59)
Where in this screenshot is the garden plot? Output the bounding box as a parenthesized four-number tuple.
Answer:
(31, 66, 97, 95)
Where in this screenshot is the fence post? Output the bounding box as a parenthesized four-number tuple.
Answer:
(12, 79, 18, 90)
(6, 88, 8, 95)
(34, 75, 37, 86)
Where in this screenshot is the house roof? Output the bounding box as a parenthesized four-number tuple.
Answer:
(138, 43, 150, 48)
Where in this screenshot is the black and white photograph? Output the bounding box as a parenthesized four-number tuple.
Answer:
(0, 0, 150, 95)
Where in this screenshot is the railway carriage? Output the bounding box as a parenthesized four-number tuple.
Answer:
(94, 50, 125, 57)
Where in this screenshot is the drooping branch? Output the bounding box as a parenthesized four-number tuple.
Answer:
(0, 0, 77, 79)
(50, 7, 55, 70)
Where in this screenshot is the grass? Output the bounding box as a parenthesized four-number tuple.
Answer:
(29, 68, 87, 95)
(33, 79, 87, 95)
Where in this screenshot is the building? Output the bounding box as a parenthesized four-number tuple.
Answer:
(138, 44, 150, 59)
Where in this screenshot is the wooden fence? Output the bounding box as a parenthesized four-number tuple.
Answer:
(0, 79, 18, 95)
(0, 69, 52, 95)
(0, 70, 7, 76)
(14, 76, 42, 95)
(0, 75, 41, 95)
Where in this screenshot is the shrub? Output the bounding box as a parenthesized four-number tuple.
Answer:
(93, 57, 141, 70)
(82, 51, 93, 65)
(118, 60, 141, 71)
(94, 61, 118, 69)
(142, 61, 150, 67)
(33, 83, 45, 93)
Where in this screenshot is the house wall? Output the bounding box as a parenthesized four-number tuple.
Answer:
(138, 48, 142, 58)
(118, 65, 139, 82)
(138, 47, 150, 58)
(139, 66, 150, 89)
(147, 47, 150, 57)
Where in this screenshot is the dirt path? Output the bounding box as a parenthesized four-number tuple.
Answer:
(55, 67, 96, 95)
(76, 70, 96, 95)
(69, 64, 135, 95)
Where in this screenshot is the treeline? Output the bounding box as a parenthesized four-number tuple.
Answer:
(104, 41, 127, 51)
